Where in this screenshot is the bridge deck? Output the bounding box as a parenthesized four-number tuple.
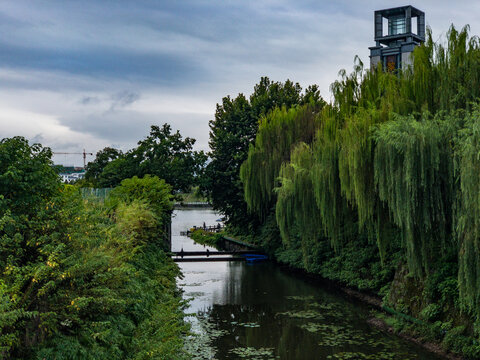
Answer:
(173, 257, 245, 262)
(171, 250, 264, 257)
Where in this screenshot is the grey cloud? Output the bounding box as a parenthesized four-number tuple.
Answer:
(110, 91, 140, 111)
(80, 96, 100, 105)
(30, 133, 45, 144)
(49, 141, 82, 151)
(59, 108, 211, 152)
(60, 110, 155, 144)
(0, 41, 202, 86)
(2, 0, 480, 162)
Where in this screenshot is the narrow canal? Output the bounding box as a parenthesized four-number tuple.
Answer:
(173, 209, 441, 360)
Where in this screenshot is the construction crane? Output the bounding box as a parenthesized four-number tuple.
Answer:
(53, 149, 94, 168)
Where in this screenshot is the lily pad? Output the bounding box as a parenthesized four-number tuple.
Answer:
(229, 346, 275, 359)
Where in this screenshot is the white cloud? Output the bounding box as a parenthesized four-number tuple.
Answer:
(0, 105, 108, 165)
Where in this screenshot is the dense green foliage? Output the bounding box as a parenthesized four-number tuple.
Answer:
(205, 76, 325, 233)
(176, 187, 207, 203)
(0, 138, 187, 359)
(457, 108, 480, 317)
(85, 124, 206, 192)
(240, 104, 322, 220)
(188, 229, 223, 248)
(237, 25, 480, 358)
(84, 147, 122, 184)
(373, 115, 455, 276)
(108, 175, 173, 224)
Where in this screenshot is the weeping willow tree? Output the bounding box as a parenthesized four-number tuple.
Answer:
(456, 106, 480, 315)
(330, 58, 375, 233)
(274, 106, 360, 257)
(331, 59, 406, 259)
(332, 55, 412, 240)
(243, 24, 480, 327)
(240, 104, 321, 220)
(434, 26, 480, 112)
(310, 108, 357, 251)
(275, 158, 296, 247)
(398, 25, 480, 114)
(373, 114, 455, 277)
(313, 24, 480, 267)
(275, 142, 325, 271)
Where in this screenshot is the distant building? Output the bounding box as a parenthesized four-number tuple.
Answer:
(369, 5, 425, 71)
(56, 165, 84, 174)
(59, 171, 85, 183)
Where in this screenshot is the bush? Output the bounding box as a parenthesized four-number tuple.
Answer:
(189, 229, 223, 248)
(0, 139, 187, 359)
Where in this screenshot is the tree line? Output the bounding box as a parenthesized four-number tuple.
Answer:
(205, 26, 480, 358)
(84, 123, 207, 192)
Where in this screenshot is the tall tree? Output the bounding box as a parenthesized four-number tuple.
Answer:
(135, 124, 206, 192)
(206, 93, 255, 230)
(94, 124, 206, 192)
(85, 147, 122, 185)
(205, 77, 325, 232)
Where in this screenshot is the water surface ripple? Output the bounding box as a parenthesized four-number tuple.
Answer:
(174, 209, 440, 360)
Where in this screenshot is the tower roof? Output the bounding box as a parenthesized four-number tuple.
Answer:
(375, 5, 424, 18)
(370, 5, 426, 71)
(374, 5, 425, 45)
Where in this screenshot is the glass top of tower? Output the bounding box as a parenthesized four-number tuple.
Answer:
(388, 15, 406, 35)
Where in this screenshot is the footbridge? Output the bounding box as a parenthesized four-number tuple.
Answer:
(171, 249, 266, 262)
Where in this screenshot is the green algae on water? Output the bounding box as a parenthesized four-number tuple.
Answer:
(229, 346, 277, 359)
(275, 309, 324, 320)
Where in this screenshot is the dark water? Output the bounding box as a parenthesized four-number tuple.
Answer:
(173, 209, 440, 360)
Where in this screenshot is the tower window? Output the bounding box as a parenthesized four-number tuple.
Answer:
(388, 15, 406, 35)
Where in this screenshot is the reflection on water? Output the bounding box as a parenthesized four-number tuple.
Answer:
(172, 209, 220, 253)
(175, 210, 440, 360)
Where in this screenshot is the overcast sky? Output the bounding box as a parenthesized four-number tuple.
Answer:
(1, 1, 479, 166)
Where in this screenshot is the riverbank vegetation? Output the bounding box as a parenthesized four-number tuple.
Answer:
(207, 25, 480, 359)
(203, 77, 326, 231)
(0, 137, 188, 359)
(176, 187, 208, 203)
(188, 229, 223, 248)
